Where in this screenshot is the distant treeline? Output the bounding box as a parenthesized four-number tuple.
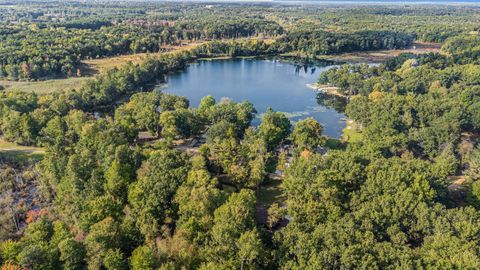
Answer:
(0, 21, 414, 81)
(3, 1, 478, 81)
(275, 30, 414, 55)
(191, 30, 414, 57)
(0, 50, 191, 145)
(0, 16, 285, 81)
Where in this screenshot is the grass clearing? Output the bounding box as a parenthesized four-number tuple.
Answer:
(83, 52, 157, 73)
(0, 138, 45, 162)
(0, 77, 89, 94)
(257, 177, 284, 207)
(0, 42, 205, 94)
(317, 42, 442, 63)
(0, 151, 44, 163)
(83, 42, 205, 73)
(281, 42, 441, 63)
(342, 120, 363, 143)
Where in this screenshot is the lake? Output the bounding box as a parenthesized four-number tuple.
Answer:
(160, 58, 346, 138)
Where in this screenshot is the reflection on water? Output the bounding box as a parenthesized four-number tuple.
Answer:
(160, 58, 347, 137)
(316, 92, 348, 113)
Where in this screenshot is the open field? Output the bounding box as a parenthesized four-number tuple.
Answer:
(0, 77, 89, 94)
(83, 53, 154, 73)
(0, 138, 45, 153)
(342, 120, 363, 143)
(83, 42, 204, 74)
(317, 42, 442, 63)
(0, 42, 204, 94)
(0, 137, 45, 162)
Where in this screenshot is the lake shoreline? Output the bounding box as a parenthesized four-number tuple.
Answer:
(1, 41, 433, 94)
(306, 83, 347, 98)
(162, 58, 346, 138)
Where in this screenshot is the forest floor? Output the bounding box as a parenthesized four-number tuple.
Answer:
(317, 42, 442, 63)
(447, 175, 468, 205)
(446, 132, 479, 205)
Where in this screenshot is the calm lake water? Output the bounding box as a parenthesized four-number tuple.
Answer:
(161, 58, 346, 138)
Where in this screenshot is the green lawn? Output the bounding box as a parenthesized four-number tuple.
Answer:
(342, 120, 363, 143)
(257, 177, 284, 207)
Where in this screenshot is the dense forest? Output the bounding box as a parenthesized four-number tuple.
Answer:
(1, 1, 480, 80)
(2, 1, 480, 269)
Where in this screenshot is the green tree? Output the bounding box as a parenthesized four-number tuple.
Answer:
(237, 229, 267, 270)
(198, 95, 216, 116)
(103, 249, 126, 270)
(17, 244, 57, 270)
(290, 117, 326, 151)
(207, 189, 259, 266)
(0, 240, 20, 263)
(130, 246, 157, 270)
(58, 239, 86, 270)
(128, 148, 190, 242)
(258, 108, 291, 151)
(84, 217, 122, 270)
(174, 156, 225, 245)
